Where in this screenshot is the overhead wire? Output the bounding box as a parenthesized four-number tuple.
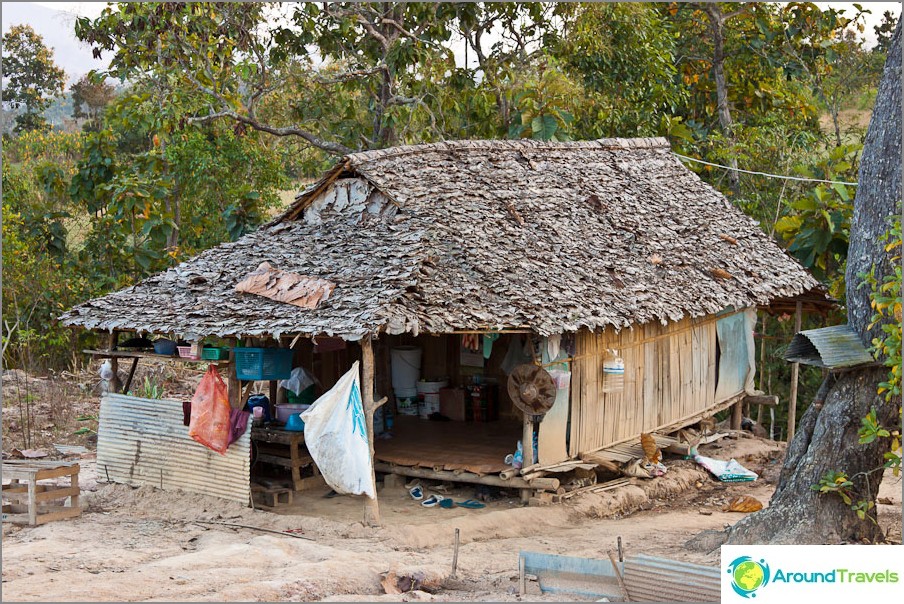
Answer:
(673, 152, 859, 186)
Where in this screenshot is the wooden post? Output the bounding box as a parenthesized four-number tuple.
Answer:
(227, 337, 242, 410)
(756, 314, 767, 425)
(107, 331, 121, 393)
(361, 336, 381, 527)
(787, 301, 802, 441)
(521, 414, 534, 503)
(730, 399, 743, 431)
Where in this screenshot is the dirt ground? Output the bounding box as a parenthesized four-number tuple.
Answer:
(2, 434, 900, 602)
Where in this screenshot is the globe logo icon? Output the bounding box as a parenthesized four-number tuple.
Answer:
(727, 556, 770, 598)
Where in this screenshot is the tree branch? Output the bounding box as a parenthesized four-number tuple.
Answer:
(187, 110, 352, 155)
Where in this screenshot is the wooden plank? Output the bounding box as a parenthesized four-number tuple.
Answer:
(1, 464, 79, 481)
(256, 453, 314, 468)
(2, 485, 79, 503)
(82, 350, 231, 365)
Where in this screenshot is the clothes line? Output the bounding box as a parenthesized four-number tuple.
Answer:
(673, 153, 859, 186)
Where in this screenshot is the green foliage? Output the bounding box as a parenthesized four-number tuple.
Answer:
(563, 2, 686, 137)
(507, 58, 577, 141)
(858, 215, 902, 476)
(1, 24, 67, 133)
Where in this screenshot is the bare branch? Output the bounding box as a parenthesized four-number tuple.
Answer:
(187, 110, 353, 155)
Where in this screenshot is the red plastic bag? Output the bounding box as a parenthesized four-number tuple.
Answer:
(188, 365, 231, 455)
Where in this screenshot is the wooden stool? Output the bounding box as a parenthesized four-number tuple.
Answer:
(2, 461, 81, 526)
(251, 484, 294, 509)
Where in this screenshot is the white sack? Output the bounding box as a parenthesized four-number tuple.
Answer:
(300, 362, 376, 498)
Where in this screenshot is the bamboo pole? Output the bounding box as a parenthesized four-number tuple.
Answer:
(787, 301, 802, 441)
(361, 336, 381, 527)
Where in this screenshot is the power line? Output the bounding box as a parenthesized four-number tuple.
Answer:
(673, 152, 859, 186)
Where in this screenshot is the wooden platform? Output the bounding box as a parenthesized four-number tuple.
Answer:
(374, 416, 521, 475)
(2, 461, 81, 526)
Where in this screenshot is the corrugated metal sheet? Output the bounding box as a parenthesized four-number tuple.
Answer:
(624, 554, 720, 602)
(520, 550, 624, 600)
(785, 324, 874, 369)
(97, 394, 250, 504)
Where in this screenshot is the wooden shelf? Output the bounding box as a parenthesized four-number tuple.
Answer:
(82, 349, 231, 365)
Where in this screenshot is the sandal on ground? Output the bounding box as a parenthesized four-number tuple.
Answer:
(456, 499, 486, 509)
(421, 495, 444, 507)
(409, 485, 424, 501)
(439, 498, 456, 509)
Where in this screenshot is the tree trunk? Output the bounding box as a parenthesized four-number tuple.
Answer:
(726, 23, 901, 545)
(703, 3, 740, 197)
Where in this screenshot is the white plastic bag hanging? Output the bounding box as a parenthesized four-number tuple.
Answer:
(300, 362, 376, 498)
(278, 366, 315, 396)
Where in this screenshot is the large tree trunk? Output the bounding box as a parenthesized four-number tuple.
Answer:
(726, 23, 901, 545)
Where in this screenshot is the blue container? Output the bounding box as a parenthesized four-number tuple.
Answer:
(233, 347, 293, 381)
(245, 394, 271, 423)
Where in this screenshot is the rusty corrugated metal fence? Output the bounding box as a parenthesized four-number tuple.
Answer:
(97, 394, 250, 504)
(624, 554, 721, 602)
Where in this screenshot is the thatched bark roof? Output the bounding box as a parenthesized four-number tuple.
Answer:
(61, 138, 820, 340)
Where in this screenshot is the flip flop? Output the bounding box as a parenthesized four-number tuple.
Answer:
(421, 495, 444, 507)
(439, 498, 456, 509)
(405, 479, 421, 489)
(456, 499, 486, 509)
(409, 485, 424, 501)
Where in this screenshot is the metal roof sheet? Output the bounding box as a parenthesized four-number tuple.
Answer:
(784, 324, 874, 369)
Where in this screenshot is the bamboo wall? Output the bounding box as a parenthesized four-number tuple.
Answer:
(569, 310, 752, 456)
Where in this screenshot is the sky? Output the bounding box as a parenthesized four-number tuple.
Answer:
(3, 1, 902, 83)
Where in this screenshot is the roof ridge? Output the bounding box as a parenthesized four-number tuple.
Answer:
(344, 137, 671, 166)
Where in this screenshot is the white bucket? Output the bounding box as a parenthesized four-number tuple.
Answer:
(395, 387, 419, 399)
(419, 399, 440, 419)
(416, 380, 448, 395)
(421, 392, 440, 405)
(397, 396, 419, 416)
(391, 346, 422, 392)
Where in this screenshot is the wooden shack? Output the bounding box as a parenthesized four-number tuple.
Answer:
(61, 138, 822, 516)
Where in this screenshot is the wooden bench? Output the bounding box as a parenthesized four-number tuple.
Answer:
(251, 427, 325, 492)
(2, 461, 81, 526)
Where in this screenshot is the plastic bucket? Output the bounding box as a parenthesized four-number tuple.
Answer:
(397, 396, 419, 416)
(416, 380, 448, 395)
(419, 399, 440, 419)
(391, 346, 422, 392)
(394, 387, 419, 399)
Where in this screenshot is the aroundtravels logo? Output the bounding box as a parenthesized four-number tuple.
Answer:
(726, 556, 771, 598)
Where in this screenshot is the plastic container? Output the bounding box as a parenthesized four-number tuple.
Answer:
(202, 346, 230, 361)
(245, 394, 272, 423)
(284, 413, 305, 431)
(416, 380, 448, 396)
(153, 339, 177, 355)
(418, 399, 440, 419)
(276, 403, 311, 423)
(394, 387, 418, 399)
(396, 396, 419, 416)
(177, 345, 200, 360)
(233, 347, 293, 381)
(390, 346, 422, 392)
(286, 385, 316, 405)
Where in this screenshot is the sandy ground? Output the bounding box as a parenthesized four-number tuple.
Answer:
(2, 436, 900, 602)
